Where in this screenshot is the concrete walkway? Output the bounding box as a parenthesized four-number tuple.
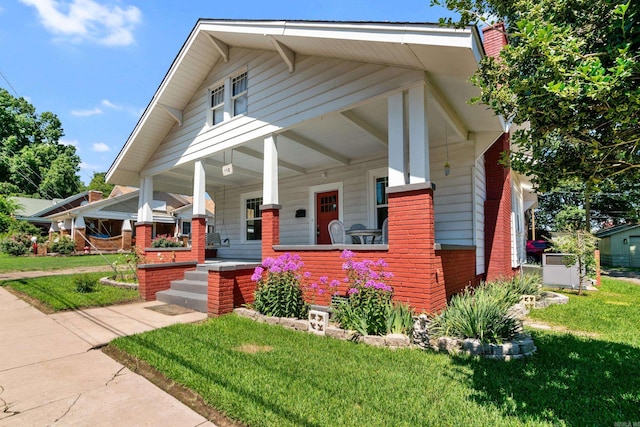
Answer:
(0, 286, 214, 426)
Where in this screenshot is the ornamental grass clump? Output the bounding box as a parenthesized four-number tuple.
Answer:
(430, 282, 520, 344)
(252, 253, 309, 318)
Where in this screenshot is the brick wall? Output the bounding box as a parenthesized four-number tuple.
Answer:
(137, 262, 197, 300)
(88, 190, 103, 203)
(436, 248, 481, 300)
(233, 268, 257, 307)
(484, 133, 514, 280)
(262, 185, 448, 313)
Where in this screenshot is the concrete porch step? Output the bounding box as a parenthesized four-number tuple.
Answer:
(184, 270, 209, 282)
(169, 279, 208, 295)
(156, 289, 207, 313)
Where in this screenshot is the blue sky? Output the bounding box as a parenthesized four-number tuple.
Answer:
(0, 0, 454, 185)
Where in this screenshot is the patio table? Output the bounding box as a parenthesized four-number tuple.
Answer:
(346, 228, 382, 244)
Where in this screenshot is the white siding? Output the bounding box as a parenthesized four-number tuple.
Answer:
(212, 157, 386, 259)
(142, 48, 424, 175)
(474, 156, 486, 274)
(431, 139, 476, 245)
(511, 174, 526, 267)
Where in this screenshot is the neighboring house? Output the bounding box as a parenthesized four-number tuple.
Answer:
(106, 20, 536, 315)
(45, 186, 214, 252)
(595, 224, 640, 267)
(13, 191, 104, 233)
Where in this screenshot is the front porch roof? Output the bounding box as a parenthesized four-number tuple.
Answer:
(107, 19, 506, 194)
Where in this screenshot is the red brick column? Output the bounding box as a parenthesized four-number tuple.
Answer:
(136, 223, 153, 250)
(484, 133, 514, 280)
(260, 205, 281, 260)
(74, 228, 86, 251)
(121, 229, 132, 250)
(386, 183, 446, 313)
(191, 216, 206, 264)
(207, 270, 235, 316)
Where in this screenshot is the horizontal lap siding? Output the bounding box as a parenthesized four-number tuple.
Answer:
(214, 158, 386, 258)
(474, 156, 486, 274)
(431, 140, 475, 245)
(143, 48, 423, 174)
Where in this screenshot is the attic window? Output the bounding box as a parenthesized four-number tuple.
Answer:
(207, 68, 248, 127)
(232, 72, 248, 116)
(210, 84, 225, 125)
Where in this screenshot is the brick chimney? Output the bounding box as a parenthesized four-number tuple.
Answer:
(88, 190, 103, 203)
(482, 22, 508, 58)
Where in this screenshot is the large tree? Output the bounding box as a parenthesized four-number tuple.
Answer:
(434, 0, 640, 226)
(0, 88, 82, 198)
(86, 172, 114, 196)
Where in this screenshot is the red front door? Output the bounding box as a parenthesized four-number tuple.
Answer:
(316, 190, 339, 244)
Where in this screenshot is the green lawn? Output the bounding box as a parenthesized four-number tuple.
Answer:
(1, 272, 140, 312)
(111, 277, 640, 427)
(529, 277, 640, 346)
(0, 252, 118, 273)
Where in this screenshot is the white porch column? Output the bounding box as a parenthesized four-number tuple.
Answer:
(408, 84, 430, 184)
(388, 92, 407, 187)
(263, 135, 279, 205)
(138, 176, 154, 223)
(193, 160, 206, 217)
(74, 215, 85, 229)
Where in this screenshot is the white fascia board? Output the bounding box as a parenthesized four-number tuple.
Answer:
(199, 20, 475, 49)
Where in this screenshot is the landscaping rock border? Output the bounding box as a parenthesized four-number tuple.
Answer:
(233, 308, 536, 359)
(233, 307, 412, 349)
(535, 291, 569, 308)
(99, 276, 138, 290)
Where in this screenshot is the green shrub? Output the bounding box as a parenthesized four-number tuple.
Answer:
(430, 283, 520, 343)
(0, 232, 32, 256)
(74, 274, 98, 293)
(50, 235, 76, 254)
(252, 253, 308, 318)
(385, 301, 414, 335)
(150, 236, 182, 248)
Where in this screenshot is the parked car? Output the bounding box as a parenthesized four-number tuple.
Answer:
(526, 239, 550, 263)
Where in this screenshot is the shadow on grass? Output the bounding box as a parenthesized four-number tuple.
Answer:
(450, 331, 640, 425)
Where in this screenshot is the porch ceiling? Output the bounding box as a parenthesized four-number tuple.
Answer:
(107, 20, 503, 191)
(147, 96, 460, 195)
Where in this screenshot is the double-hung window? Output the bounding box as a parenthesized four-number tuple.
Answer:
(208, 69, 248, 126)
(375, 176, 389, 229)
(243, 194, 263, 241)
(210, 84, 225, 126)
(232, 72, 248, 116)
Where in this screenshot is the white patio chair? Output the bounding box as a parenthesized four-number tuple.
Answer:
(328, 220, 346, 244)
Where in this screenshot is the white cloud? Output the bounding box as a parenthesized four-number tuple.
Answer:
(59, 138, 79, 147)
(71, 107, 103, 117)
(92, 142, 111, 152)
(19, 0, 142, 46)
(101, 98, 142, 117)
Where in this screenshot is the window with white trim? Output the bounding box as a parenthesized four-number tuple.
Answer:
(242, 193, 262, 241)
(207, 69, 248, 126)
(232, 72, 248, 116)
(374, 176, 389, 229)
(209, 84, 225, 125)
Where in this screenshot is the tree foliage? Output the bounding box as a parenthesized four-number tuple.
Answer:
(434, 0, 640, 196)
(0, 88, 82, 198)
(86, 172, 113, 196)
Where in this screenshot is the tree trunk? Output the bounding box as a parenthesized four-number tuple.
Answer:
(584, 192, 591, 232)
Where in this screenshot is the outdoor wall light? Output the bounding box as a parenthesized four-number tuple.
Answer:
(624, 238, 628, 244)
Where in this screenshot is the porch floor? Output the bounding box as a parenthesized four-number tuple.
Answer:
(200, 258, 261, 271)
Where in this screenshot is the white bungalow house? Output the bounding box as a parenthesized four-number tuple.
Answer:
(106, 20, 535, 314)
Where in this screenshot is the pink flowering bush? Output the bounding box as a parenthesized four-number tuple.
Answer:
(330, 250, 402, 336)
(252, 253, 309, 318)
